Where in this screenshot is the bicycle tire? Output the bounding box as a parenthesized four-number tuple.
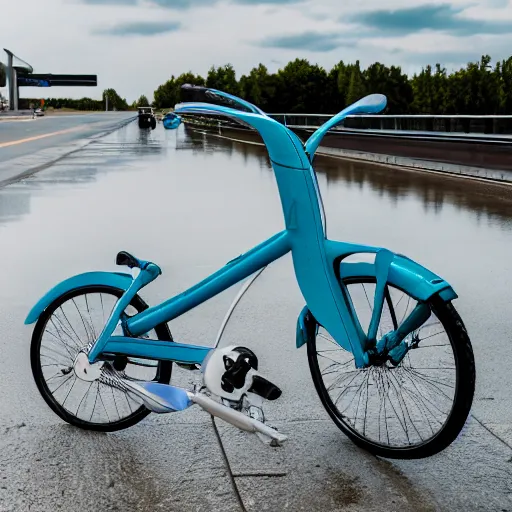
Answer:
(307, 277, 475, 459)
(30, 285, 173, 432)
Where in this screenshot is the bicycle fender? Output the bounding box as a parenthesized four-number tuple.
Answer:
(296, 255, 456, 349)
(339, 254, 458, 304)
(296, 305, 317, 349)
(24, 271, 133, 325)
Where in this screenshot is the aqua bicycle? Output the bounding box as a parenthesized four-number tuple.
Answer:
(25, 85, 475, 459)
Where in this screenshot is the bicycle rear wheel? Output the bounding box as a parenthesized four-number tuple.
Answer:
(30, 285, 173, 432)
(307, 277, 475, 459)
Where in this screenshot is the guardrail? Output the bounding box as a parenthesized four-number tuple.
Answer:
(268, 113, 512, 136)
(181, 111, 512, 137)
(180, 112, 512, 182)
(179, 113, 250, 131)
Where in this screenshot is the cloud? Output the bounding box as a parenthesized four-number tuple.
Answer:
(487, 0, 509, 6)
(80, 0, 305, 7)
(147, 0, 217, 8)
(81, 0, 138, 3)
(92, 20, 182, 36)
(233, 0, 305, 4)
(257, 31, 356, 52)
(392, 48, 484, 66)
(348, 3, 512, 37)
(7, 0, 512, 104)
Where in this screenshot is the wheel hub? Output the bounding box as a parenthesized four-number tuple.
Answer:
(74, 352, 104, 382)
(366, 349, 388, 367)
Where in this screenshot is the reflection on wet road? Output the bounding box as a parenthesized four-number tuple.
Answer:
(0, 112, 135, 171)
(0, 121, 511, 511)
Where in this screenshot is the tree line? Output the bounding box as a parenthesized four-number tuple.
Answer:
(153, 55, 512, 115)
(10, 54, 512, 115)
(16, 88, 140, 111)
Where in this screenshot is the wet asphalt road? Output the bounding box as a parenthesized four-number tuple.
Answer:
(0, 113, 135, 185)
(0, 121, 512, 511)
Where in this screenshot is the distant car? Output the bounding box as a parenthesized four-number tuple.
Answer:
(34, 108, 44, 117)
(138, 106, 156, 130)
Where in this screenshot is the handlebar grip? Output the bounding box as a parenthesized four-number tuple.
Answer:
(116, 251, 141, 269)
(180, 84, 266, 116)
(305, 93, 387, 161)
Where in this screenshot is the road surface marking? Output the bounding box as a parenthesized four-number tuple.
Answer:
(0, 125, 85, 148)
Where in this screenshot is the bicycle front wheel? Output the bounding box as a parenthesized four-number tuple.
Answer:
(307, 277, 475, 459)
(30, 285, 173, 432)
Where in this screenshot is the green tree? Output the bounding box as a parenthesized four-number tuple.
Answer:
(345, 61, 366, 106)
(363, 62, 412, 114)
(136, 94, 149, 107)
(274, 58, 330, 113)
(206, 64, 239, 95)
(499, 57, 512, 114)
(153, 72, 204, 109)
(153, 77, 176, 109)
(239, 64, 279, 111)
(151, 53, 512, 116)
(102, 88, 128, 111)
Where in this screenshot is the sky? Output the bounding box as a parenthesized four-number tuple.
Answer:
(2, 0, 512, 104)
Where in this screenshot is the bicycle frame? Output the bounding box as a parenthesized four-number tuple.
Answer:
(91, 231, 292, 365)
(25, 88, 458, 370)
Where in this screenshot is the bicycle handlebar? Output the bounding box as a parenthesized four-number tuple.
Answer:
(180, 84, 267, 116)
(304, 94, 387, 159)
(174, 86, 310, 169)
(173, 84, 387, 166)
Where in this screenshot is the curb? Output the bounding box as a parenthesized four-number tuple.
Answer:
(0, 116, 34, 122)
(316, 146, 512, 184)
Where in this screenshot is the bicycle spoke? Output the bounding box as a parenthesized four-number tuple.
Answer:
(313, 279, 458, 450)
(37, 291, 162, 426)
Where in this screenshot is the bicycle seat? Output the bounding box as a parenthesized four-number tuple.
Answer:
(116, 251, 149, 270)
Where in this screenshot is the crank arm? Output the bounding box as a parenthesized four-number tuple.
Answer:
(98, 366, 287, 445)
(191, 393, 287, 445)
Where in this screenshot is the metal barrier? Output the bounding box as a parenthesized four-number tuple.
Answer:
(179, 111, 512, 180)
(267, 113, 512, 136)
(181, 111, 512, 137)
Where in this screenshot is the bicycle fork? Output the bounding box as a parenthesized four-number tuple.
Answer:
(298, 247, 435, 368)
(365, 249, 432, 366)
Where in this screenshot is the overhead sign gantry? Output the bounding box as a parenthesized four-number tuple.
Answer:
(2, 49, 97, 111)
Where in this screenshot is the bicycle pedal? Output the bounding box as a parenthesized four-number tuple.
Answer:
(249, 375, 281, 401)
